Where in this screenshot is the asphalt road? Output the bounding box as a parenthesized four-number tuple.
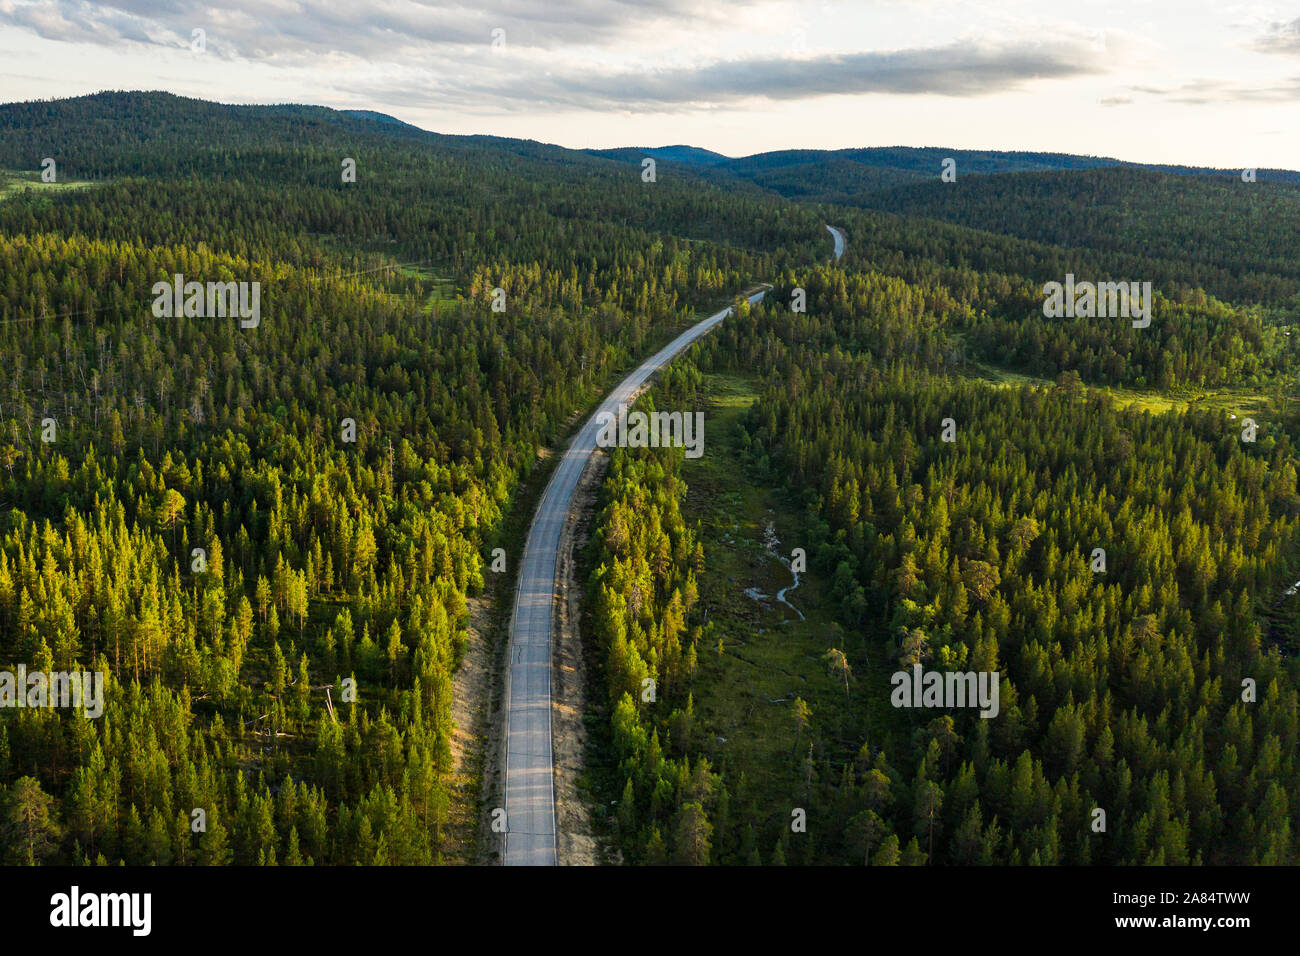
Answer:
(501, 287, 769, 866)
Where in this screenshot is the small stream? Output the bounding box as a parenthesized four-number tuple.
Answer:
(764, 520, 805, 621)
(776, 568, 804, 620)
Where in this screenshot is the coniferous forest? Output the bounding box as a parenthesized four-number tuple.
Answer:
(0, 89, 1297, 877)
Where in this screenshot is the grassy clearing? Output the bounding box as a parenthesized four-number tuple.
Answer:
(0, 169, 94, 200)
(682, 373, 885, 837)
(393, 263, 456, 313)
(960, 357, 1270, 419)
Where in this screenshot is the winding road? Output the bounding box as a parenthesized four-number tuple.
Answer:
(826, 224, 846, 261)
(500, 226, 844, 866)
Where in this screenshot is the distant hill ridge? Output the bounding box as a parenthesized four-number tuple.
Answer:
(5, 91, 1296, 184)
(587, 142, 1300, 184)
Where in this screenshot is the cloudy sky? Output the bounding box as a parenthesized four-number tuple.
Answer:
(1, 0, 1298, 168)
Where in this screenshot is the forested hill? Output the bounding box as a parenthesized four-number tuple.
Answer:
(587, 141, 1300, 310)
(0, 91, 833, 266)
(855, 167, 1300, 306)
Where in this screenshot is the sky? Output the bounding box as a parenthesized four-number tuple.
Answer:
(1, 0, 1299, 168)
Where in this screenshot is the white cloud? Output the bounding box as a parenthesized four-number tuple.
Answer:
(0, 0, 1297, 168)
